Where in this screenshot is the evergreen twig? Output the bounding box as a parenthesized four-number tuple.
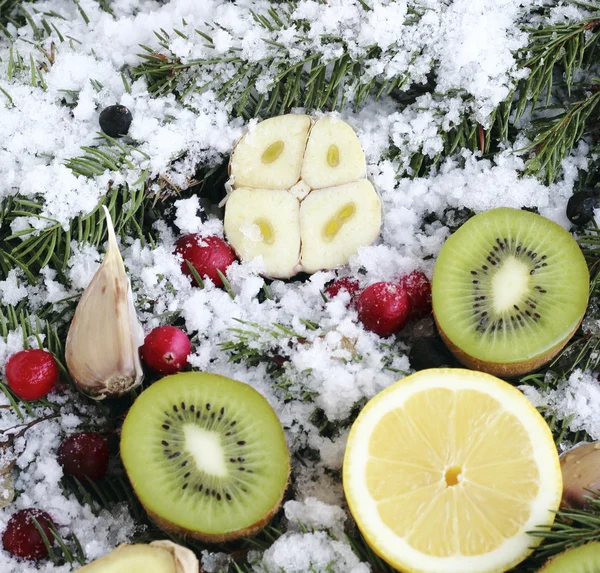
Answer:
(131, 3, 421, 118)
(524, 85, 600, 183)
(530, 497, 600, 558)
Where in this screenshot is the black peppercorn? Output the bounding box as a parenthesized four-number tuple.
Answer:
(99, 104, 133, 138)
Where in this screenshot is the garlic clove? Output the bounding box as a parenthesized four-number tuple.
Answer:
(560, 441, 600, 509)
(76, 541, 199, 572)
(150, 540, 200, 572)
(65, 206, 144, 399)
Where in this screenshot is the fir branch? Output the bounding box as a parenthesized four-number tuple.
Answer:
(0, 0, 70, 41)
(220, 319, 298, 396)
(131, 5, 422, 119)
(516, 16, 600, 121)
(65, 132, 150, 178)
(502, 2, 600, 182)
(346, 530, 396, 573)
(523, 85, 600, 183)
(0, 182, 157, 279)
(0, 0, 36, 38)
(32, 515, 87, 566)
(64, 133, 150, 178)
(530, 496, 600, 559)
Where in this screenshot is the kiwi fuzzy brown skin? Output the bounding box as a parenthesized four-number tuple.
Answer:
(130, 461, 290, 544)
(435, 314, 583, 378)
(143, 488, 287, 543)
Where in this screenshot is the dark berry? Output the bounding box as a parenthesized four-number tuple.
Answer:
(399, 271, 432, 319)
(408, 337, 458, 371)
(324, 277, 361, 307)
(141, 326, 192, 374)
(175, 234, 237, 288)
(57, 432, 109, 481)
(5, 349, 59, 401)
(99, 104, 133, 138)
(356, 282, 412, 337)
(567, 189, 600, 226)
(2, 509, 56, 561)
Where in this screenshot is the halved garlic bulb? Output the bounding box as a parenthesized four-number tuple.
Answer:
(65, 206, 144, 399)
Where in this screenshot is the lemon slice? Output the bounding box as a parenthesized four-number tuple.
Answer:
(343, 368, 562, 573)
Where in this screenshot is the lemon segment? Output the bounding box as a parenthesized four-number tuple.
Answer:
(343, 368, 562, 573)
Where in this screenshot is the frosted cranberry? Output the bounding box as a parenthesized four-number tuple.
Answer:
(399, 271, 432, 319)
(57, 432, 109, 481)
(141, 326, 192, 374)
(175, 234, 236, 288)
(356, 282, 412, 337)
(2, 509, 56, 561)
(5, 349, 59, 401)
(324, 277, 361, 307)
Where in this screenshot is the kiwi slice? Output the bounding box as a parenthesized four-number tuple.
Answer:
(120, 372, 290, 542)
(538, 542, 600, 572)
(432, 208, 589, 377)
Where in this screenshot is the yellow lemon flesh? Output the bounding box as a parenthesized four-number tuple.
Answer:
(343, 368, 562, 573)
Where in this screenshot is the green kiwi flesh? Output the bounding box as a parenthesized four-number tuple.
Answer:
(432, 208, 589, 376)
(538, 542, 600, 572)
(77, 544, 176, 572)
(120, 372, 290, 542)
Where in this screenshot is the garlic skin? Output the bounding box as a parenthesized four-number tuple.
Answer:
(560, 441, 600, 509)
(150, 540, 199, 572)
(65, 206, 144, 399)
(76, 541, 199, 572)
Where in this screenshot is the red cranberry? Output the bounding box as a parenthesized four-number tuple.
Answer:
(5, 349, 59, 401)
(356, 282, 412, 337)
(2, 509, 56, 561)
(57, 432, 109, 481)
(399, 271, 432, 319)
(141, 326, 192, 374)
(175, 234, 237, 288)
(324, 277, 361, 307)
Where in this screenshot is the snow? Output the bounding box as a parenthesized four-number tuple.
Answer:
(253, 531, 370, 573)
(0, 0, 596, 571)
(0, 398, 137, 572)
(522, 370, 600, 443)
(284, 497, 347, 536)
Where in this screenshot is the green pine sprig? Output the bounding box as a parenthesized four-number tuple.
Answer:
(508, 3, 600, 182)
(64, 132, 150, 179)
(131, 2, 423, 119)
(516, 16, 600, 121)
(530, 497, 600, 559)
(523, 84, 600, 183)
(0, 182, 156, 280)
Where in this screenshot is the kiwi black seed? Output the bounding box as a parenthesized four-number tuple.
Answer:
(537, 542, 600, 572)
(432, 208, 589, 377)
(120, 372, 290, 542)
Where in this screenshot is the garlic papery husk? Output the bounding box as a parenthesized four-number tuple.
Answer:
(76, 541, 199, 572)
(560, 441, 600, 509)
(150, 540, 199, 572)
(65, 206, 144, 399)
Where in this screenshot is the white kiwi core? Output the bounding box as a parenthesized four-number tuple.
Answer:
(491, 257, 531, 312)
(184, 424, 228, 477)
